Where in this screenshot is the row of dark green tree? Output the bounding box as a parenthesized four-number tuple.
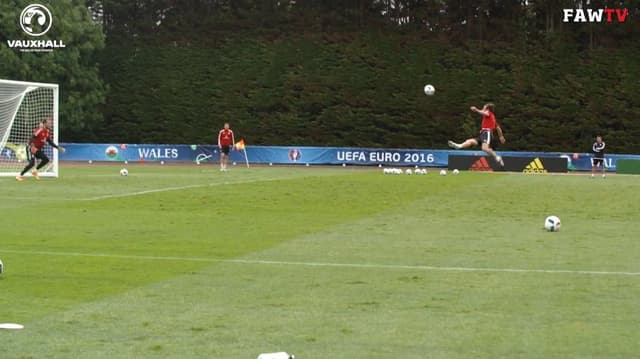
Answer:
(2, 1, 639, 152)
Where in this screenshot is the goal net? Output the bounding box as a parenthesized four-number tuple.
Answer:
(0, 79, 59, 177)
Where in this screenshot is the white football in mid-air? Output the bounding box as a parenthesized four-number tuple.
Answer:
(453, 169, 460, 175)
(424, 84, 435, 96)
(544, 216, 561, 232)
(120, 168, 128, 176)
(439, 169, 447, 176)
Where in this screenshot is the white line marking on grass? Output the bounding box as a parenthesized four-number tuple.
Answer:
(227, 259, 640, 277)
(68, 173, 207, 178)
(2, 249, 639, 277)
(81, 183, 210, 201)
(79, 177, 286, 201)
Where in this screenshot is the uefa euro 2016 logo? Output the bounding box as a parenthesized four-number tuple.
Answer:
(20, 4, 53, 37)
(288, 149, 301, 162)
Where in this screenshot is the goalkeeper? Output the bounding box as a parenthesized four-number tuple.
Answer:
(16, 117, 65, 181)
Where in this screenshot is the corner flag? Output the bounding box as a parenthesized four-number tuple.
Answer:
(235, 139, 249, 168)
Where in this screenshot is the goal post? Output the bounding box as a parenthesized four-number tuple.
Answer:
(0, 79, 59, 177)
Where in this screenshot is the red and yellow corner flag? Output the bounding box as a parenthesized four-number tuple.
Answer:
(236, 139, 249, 168)
(235, 139, 246, 151)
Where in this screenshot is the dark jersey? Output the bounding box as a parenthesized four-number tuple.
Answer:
(592, 141, 605, 158)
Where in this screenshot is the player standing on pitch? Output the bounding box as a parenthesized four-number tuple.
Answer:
(217, 122, 235, 171)
(16, 117, 65, 181)
(591, 135, 606, 178)
(448, 103, 506, 166)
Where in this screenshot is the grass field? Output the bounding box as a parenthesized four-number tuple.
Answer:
(1, 164, 639, 358)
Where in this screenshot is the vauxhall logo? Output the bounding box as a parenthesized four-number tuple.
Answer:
(20, 3, 53, 36)
(7, 3, 66, 52)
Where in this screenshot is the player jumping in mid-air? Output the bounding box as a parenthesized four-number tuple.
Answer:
(16, 117, 65, 181)
(217, 122, 235, 171)
(448, 103, 506, 166)
(591, 135, 606, 178)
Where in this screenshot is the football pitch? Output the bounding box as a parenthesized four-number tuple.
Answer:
(1, 164, 639, 358)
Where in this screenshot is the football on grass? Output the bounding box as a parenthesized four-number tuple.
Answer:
(544, 216, 561, 232)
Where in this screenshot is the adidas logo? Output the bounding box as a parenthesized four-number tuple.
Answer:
(470, 157, 493, 171)
(523, 158, 547, 174)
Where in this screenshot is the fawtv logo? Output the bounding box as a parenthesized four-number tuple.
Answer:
(562, 8, 629, 23)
